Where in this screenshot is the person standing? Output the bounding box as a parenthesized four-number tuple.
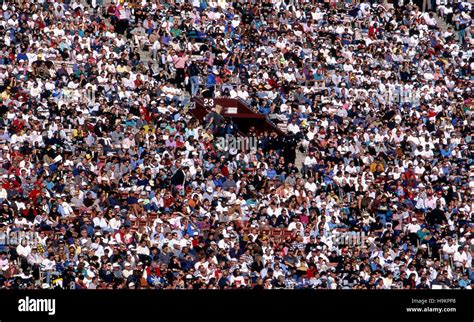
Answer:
(173, 51, 189, 89)
(115, 2, 131, 35)
(187, 60, 200, 96)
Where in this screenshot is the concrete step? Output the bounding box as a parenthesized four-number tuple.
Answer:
(295, 149, 306, 171)
(433, 12, 459, 40)
(94, 2, 154, 63)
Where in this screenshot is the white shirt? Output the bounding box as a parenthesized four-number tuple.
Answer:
(406, 223, 421, 233)
(109, 217, 122, 231)
(16, 244, 32, 257)
(287, 123, 300, 134)
(41, 258, 56, 271)
(453, 251, 468, 267)
(93, 217, 109, 230)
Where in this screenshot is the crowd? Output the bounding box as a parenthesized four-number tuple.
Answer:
(0, 0, 472, 290)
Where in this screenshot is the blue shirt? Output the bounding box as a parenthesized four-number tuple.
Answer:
(459, 279, 470, 288)
(440, 148, 452, 157)
(266, 168, 277, 179)
(206, 74, 216, 87)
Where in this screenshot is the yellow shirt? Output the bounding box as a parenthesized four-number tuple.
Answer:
(369, 162, 384, 173)
(1, 91, 10, 99)
(116, 65, 128, 74)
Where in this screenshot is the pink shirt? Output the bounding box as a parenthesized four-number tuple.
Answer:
(173, 56, 188, 69)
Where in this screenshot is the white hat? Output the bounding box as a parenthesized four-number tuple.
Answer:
(206, 186, 213, 193)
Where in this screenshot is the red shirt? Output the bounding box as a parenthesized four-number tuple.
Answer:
(221, 165, 229, 178)
(146, 266, 161, 277)
(368, 26, 377, 39)
(163, 196, 175, 208)
(306, 267, 318, 279)
(29, 188, 42, 204)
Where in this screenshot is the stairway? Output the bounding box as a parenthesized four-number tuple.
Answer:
(433, 12, 459, 40)
(295, 148, 306, 173)
(80, 0, 154, 62)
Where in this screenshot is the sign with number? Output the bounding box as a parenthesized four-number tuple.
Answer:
(203, 98, 215, 107)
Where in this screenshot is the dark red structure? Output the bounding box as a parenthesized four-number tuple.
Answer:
(190, 97, 285, 136)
